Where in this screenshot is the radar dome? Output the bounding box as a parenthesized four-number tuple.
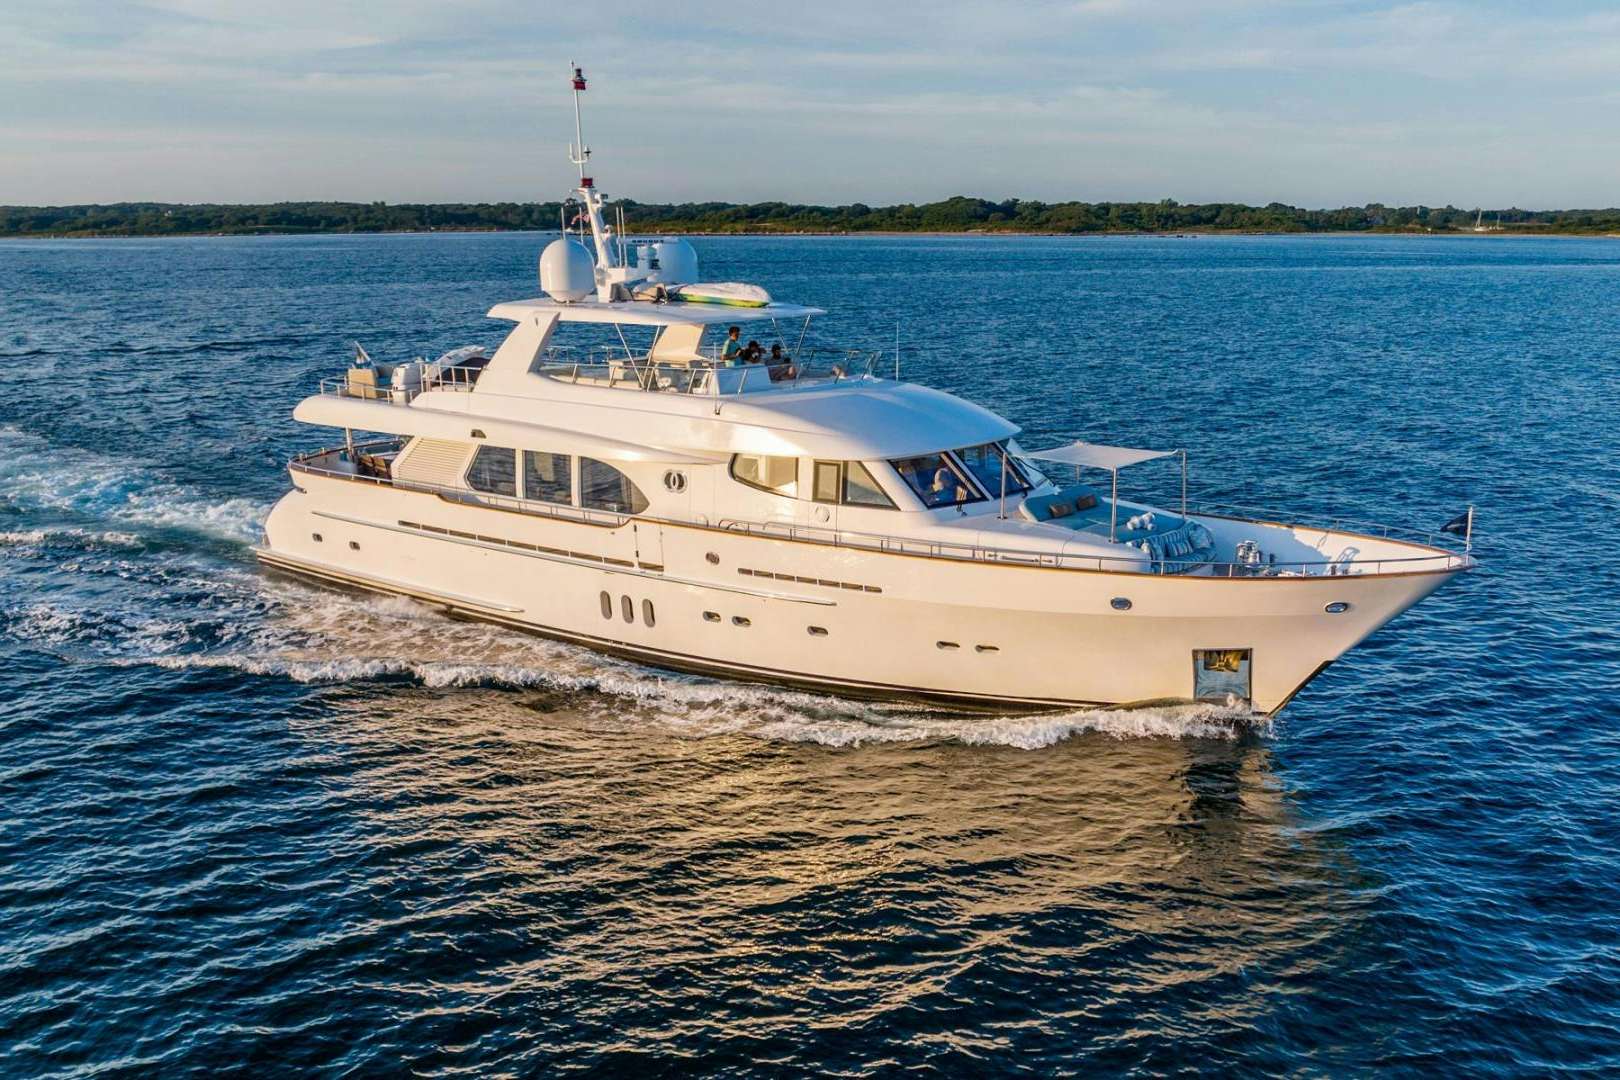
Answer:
(651, 238, 699, 285)
(539, 238, 594, 302)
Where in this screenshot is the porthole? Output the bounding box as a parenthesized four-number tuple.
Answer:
(732, 616, 751, 627)
(1111, 597, 1133, 611)
(1324, 601, 1352, 614)
(702, 611, 721, 622)
(600, 591, 613, 619)
(642, 599, 656, 627)
(621, 595, 634, 623)
(663, 470, 687, 493)
(348, 540, 360, 551)
(705, 552, 720, 565)
(311, 532, 323, 542)
(807, 626, 828, 637)
(937, 641, 960, 650)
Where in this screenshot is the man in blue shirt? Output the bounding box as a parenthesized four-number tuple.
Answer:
(719, 325, 743, 365)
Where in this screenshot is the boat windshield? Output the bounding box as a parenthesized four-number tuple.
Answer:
(953, 441, 1031, 496)
(890, 453, 983, 508)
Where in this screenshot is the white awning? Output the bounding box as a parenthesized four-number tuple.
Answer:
(1025, 441, 1178, 470)
(487, 297, 825, 327)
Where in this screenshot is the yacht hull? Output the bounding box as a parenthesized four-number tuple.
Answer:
(258, 477, 1461, 715)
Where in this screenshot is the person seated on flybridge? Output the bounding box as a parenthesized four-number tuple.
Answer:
(767, 343, 796, 381)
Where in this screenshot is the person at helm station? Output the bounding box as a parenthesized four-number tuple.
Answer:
(719, 326, 743, 365)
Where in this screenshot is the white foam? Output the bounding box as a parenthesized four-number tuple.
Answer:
(0, 426, 267, 543)
(10, 601, 196, 653)
(0, 526, 144, 549)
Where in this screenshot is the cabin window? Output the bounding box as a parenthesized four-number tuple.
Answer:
(889, 452, 983, 508)
(843, 462, 896, 509)
(730, 453, 798, 498)
(523, 451, 572, 505)
(953, 441, 1031, 496)
(812, 461, 841, 504)
(809, 460, 897, 509)
(466, 445, 517, 497)
(580, 457, 648, 514)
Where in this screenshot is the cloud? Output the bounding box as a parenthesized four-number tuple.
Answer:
(1, 0, 1617, 206)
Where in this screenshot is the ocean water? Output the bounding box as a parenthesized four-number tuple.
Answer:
(2, 232, 1618, 1075)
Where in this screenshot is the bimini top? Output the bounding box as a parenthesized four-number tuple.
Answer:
(1026, 441, 1178, 471)
(488, 297, 826, 327)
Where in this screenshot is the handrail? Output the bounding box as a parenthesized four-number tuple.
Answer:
(318, 349, 882, 406)
(287, 443, 1474, 579)
(710, 516, 1470, 577)
(1195, 503, 1470, 552)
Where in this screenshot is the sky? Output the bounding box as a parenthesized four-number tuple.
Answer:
(2, 1, 1617, 209)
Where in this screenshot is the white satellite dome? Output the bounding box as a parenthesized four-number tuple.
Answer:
(650, 238, 698, 285)
(539, 238, 594, 302)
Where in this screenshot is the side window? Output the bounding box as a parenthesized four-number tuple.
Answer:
(466, 445, 517, 496)
(731, 454, 798, 497)
(580, 457, 648, 514)
(843, 461, 896, 509)
(954, 442, 1030, 495)
(890, 453, 982, 508)
(812, 461, 841, 504)
(523, 451, 572, 504)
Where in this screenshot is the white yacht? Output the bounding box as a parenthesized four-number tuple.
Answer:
(256, 68, 1475, 715)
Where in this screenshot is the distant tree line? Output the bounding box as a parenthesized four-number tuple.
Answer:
(4, 196, 1618, 237)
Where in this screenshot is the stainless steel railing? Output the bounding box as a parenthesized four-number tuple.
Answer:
(1197, 504, 1470, 552)
(316, 349, 883, 405)
(710, 516, 1471, 577)
(534, 348, 881, 396)
(286, 444, 1473, 579)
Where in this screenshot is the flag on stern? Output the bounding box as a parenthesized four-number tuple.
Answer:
(1440, 509, 1473, 537)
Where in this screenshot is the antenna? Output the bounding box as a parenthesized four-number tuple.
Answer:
(894, 321, 901, 380)
(568, 62, 590, 182)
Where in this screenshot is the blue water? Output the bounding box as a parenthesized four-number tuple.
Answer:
(2, 233, 1618, 1075)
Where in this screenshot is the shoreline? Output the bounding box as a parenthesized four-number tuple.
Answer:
(5, 227, 1616, 241)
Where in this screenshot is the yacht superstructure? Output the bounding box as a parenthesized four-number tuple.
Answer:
(255, 68, 1475, 714)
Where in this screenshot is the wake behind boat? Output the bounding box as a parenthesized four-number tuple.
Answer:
(255, 66, 1475, 715)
